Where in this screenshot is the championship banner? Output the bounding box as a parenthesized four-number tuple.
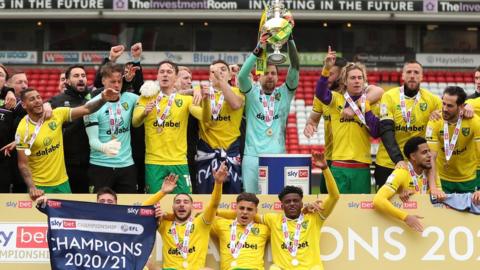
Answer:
(37, 199, 156, 270)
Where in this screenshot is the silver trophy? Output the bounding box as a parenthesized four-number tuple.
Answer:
(262, 0, 293, 64)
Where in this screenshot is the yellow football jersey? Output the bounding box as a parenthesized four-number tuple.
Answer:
(211, 217, 269, 270)
(312, 97, 332, 161)
(199, 87, 245, 149)
(15, 108, 71, 186)
(133, 94, 202, 165)
(159, 215, 211, 270)
(323, 92, 372, 164)
(376, 88, 442, 169)
(374, 168, 441, 221)
(426, 116, 480, 182)
(465, 97, 480, 170)
(262, 213, 324, 270)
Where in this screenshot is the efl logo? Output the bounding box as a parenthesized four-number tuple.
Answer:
(47, 200, 61, 208)
(230, 202, 237, 210)
(360, 201, 374, 209)
(16, 226, 48, 248)
(140, 208, 155, 216)
(403, 201, 418, 209)
(259, 168, 267, 178)
(18, 201, 32, 208)
(298, 169, 309, 178)
(193, 202, 203, 210)
(273, 202, 282, 211)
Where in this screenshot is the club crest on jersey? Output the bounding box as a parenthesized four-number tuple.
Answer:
(275, 92, 281, 101)
(175, 99, 183, 107)
(462, 127, 470, 136)
(48, 122, 57, 130)
(302, 220, 309, 229)
(419, 103, 427, 111)
(43, 137, 52, 147)
(251, 227, 260, 236)
(122, 102, 129, 110)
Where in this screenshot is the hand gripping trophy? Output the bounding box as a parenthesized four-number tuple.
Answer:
(262, 0, 294, 64)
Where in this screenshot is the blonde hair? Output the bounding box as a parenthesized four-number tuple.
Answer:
(338, 62, 368, 94)
(178, 66, 192, 75)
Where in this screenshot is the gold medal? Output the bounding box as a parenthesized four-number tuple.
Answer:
(231, 261, 237, 267)
(182, 261, 188, 268)
(444, 162, 449, 170)
(266, 128, 273, 136)
(24, 149, 31, 156)
(157, 127, 163, 133)
(111, 134, 116, 139)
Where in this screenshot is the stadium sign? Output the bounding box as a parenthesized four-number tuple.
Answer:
(42, 50, 333, 66)
(0, 0, 480, 13)
(416, 53, 480, 67)
(0, 51, 37, 64)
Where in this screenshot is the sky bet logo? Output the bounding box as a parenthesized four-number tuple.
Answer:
(128, 208, 139, 215)
(18, 201, 32, 208)
(287, 169, 309, 178)
(140, 208, 155, 216)
(47, 200, 61, 208)
(16, 226, 48, 248)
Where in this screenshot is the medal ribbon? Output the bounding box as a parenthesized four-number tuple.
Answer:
(260, 89, 276, 127)
(24, 116, 44, 150)
(209, 87, 224, 120)
(108, 102, 122, 137)
(229, 220, 254, 259)
(399, 86, 421, 129)
(170, 217, 194, 260)
(443, 113, 463, 162)
(344, 92, 367, 126)
(155, 92, 176, 127)
(407, 161, 427, 194)
(281, 213, 304, 258)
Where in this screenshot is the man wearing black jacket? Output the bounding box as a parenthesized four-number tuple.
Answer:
(0, 64, 20, 192)
(49, 65, 91, 193)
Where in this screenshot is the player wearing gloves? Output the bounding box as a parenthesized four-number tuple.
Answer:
(84, 63, 139, 193)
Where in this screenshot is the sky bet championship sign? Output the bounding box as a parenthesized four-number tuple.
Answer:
(1, 194, 480, 269)
(38, 199, 156, 270)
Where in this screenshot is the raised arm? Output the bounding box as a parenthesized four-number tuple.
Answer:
(312, 152, 339, 219)
(238, 54, 256, 94)
(142, 174, 178, 206)
(285, 38, 299, 90)
(211, 67, 244, 110)
(315, 47, 336, 105)
(203, 162, 227, 223)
